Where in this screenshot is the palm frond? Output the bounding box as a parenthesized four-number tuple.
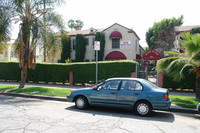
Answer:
(192, 50, 200, 67)
(179, 32, 200, 57)
(46, 12, 65, 31)
(156, 57, 179, 72)
(166, 58, 192, 81)
(164, 50, 181, 56)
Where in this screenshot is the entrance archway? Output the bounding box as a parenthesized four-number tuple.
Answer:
(137, 50, 160, 84)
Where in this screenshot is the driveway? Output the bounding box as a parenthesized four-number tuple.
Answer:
(0, 95, 200, 133)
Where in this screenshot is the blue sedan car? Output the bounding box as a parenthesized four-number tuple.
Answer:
(67, 78, 171, 116)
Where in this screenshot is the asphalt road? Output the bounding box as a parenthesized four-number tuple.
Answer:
(0, 95, 200, 133)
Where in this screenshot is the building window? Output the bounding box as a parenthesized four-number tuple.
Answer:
(72, 39, 76, 50)
(11, 51, 13, 58)
(135, 40, 138, 51)
(112, 38, 120, 49)
(5, 51, 7, 57)
(85, 38, 89, 45)
(92, 37, 95, 45)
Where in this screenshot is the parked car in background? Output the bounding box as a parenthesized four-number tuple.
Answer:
(67, 78, 171, 116)
(197, 103, 200, 113)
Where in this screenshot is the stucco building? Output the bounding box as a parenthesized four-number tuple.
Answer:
(68, 23, 144, 62)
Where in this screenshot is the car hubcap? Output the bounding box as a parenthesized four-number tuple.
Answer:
(77, 98, 84, 108)
(137, 103, 149, 115)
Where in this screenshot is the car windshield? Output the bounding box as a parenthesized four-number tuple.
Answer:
(144, 80, 158, 88)
(92, 82, 104, 89)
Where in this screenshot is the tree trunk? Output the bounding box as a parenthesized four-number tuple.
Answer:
(19, 65, 27, 88)
(196, 77, 200, 101)
(44, 46, 46, 62)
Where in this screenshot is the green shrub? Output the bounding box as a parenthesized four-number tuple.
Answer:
(0, 62, 21, 81)
(0, 60, 136, 84)
(75, 34, 86, 62)
(163, 68, 196, 90)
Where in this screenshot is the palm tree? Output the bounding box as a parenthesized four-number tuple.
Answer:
(68, 19, 75, 31)
(0, 5, 11, 51)
(74, 20, 83, 30)
(157, 32, 200, 100)
(2, 0, 64, 88)
(42, 0, 65, 62)
(46, 33, 62, 63)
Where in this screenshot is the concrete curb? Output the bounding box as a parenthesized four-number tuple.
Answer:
(169, 104, 198, 114)
(0, 92, 67, 102)
(169, 108, 198, 114)
(0, 92, 198, 114)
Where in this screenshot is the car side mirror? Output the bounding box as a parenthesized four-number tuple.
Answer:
(93, 87, 98, 90)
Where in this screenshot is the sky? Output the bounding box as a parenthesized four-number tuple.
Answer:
(11, 0, 200, 47)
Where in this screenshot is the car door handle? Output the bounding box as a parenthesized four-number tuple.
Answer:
(134, 93, 140, 95)
(111, 92, 116, 94)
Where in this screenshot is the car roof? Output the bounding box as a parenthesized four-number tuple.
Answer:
(106, 78, 145, 82)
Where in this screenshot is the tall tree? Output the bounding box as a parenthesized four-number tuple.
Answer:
(75, 34, 86, 62)
(157, 32, 200, 100)
(74, 20, 84, 30)
(0, 4, 11, 51)
(146, 15, 183, 57)
(67, 19, 83, 30)
(95, 32, 105, 61)
(61, 34, 71, 63)
(46, 33, 62, 63)
(1, 0, 64, 88)
(68, 19, 75, 31)
(41, 0, 65, 62)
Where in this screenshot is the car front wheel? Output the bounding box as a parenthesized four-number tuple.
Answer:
(75, 96, 89, 109)
(135, 101, 152, 116)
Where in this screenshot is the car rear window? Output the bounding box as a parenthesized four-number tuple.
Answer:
(144, 80, 158, 88)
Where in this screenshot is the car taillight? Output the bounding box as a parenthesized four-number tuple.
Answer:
(164, 94, 168, 99)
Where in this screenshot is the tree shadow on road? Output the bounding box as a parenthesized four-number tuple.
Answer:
(65, 105, 175, 123)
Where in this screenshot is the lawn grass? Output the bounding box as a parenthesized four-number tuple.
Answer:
(169, 95, 199, 109)
(0, 84, 72, 98)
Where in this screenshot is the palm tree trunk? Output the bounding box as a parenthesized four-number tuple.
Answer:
(196, 77, 200, 101)
(19, 40, 29, 88)
(19, 64, 28, 88)
(44, 46, 46, 62)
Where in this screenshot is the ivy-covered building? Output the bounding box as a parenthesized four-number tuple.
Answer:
(67, 23, 144, 62)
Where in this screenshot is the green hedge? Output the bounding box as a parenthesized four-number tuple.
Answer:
(0, 60, 136, 84)
(163, 68, 196, 90)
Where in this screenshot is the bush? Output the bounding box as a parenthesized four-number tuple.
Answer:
(163, 69, 196, 90)
(0, 60, 137, 84)
(0, 62, 21, 81)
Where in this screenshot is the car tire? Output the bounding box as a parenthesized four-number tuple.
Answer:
(75, 96, 89, 110)
(134, 101, 152, 116)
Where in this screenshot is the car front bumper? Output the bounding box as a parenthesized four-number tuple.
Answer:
(197, 103, 200, 113)
(67, 95, 74, 102)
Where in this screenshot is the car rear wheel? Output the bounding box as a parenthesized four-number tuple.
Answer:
(75, 96, 89, 109)
(135, 101, 152, 116)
